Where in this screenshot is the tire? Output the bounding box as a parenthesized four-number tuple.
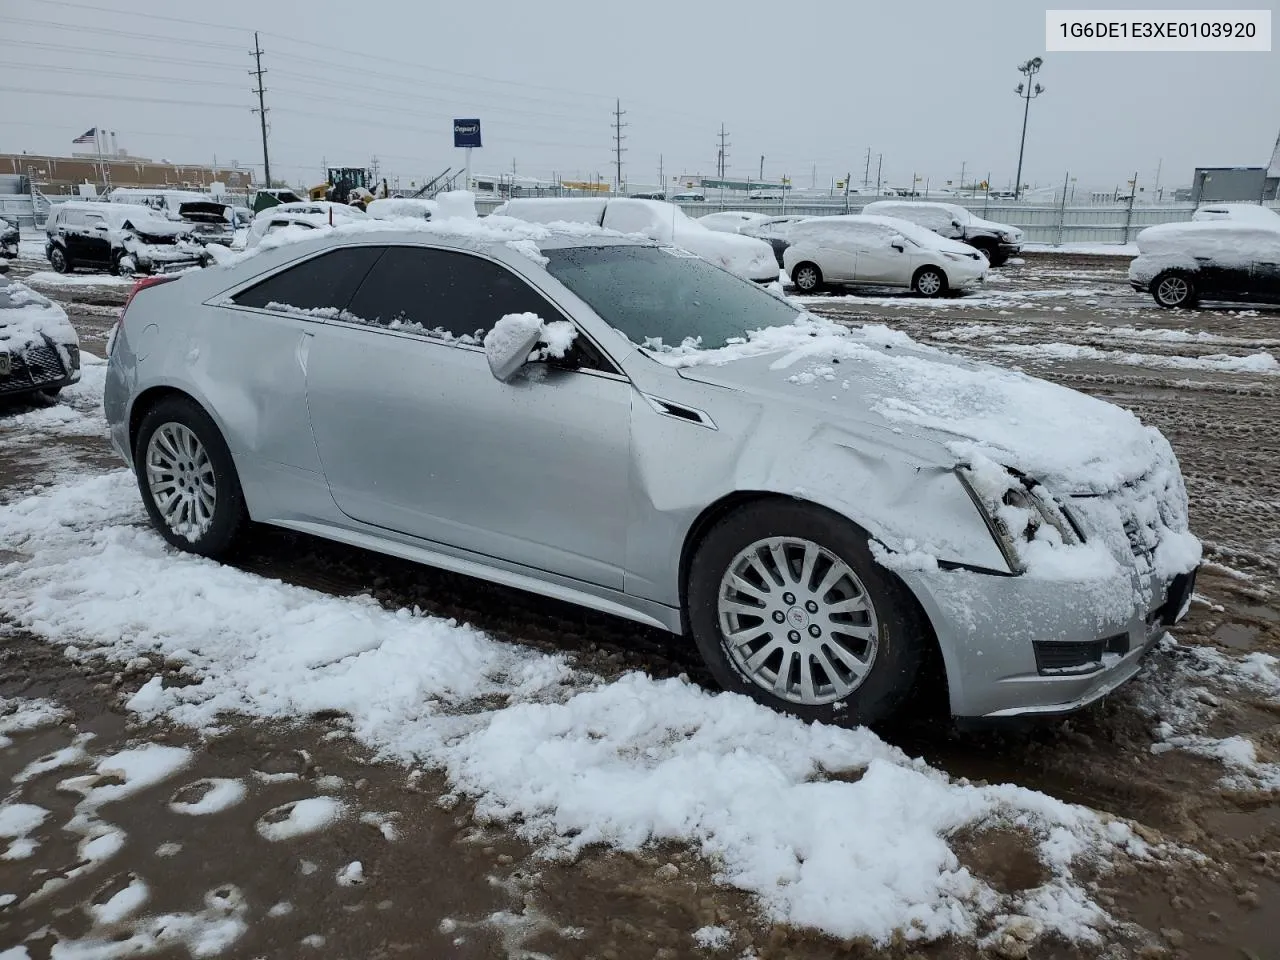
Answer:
(686, 501, 927, 726)
(1151, 270, 1197, 309)
(791, 262, 823, 293)
(49, 246, 71, 274)
(133, 396, 248, 558)
(968, 240, 995, 263)
(912, 266, 947, 298)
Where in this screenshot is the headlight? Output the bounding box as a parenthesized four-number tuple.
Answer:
(997, 231, 1011, 242)
(943, 251, 967, 262)
(66, 344, 81, 370)
(958, 466, 1083, 573)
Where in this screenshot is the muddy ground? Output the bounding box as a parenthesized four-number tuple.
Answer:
(2, 253, 1278, 959)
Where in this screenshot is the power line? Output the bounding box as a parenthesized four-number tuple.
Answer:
(250, 31, 271, 189)
(0, 37, 244, 72)
(612, 99, 627, 192)
(4, 15, 246, 51)
(0, 84, 244, 110)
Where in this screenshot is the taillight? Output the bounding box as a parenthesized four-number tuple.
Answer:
(113, 274, 179, 357)
(121, 274, 179, 316)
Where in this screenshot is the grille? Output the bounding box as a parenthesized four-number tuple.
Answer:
(0, 343, 67, 394)
(1033, 639, 1104, 674)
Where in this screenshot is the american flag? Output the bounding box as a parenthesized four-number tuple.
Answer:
(72, 127, 97, 145)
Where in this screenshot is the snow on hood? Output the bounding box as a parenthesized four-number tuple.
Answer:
(666, 315, 1172, 495)
(0, 276, 78, 350)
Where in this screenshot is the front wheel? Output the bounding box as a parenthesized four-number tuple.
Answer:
(1151, 270, 1197, 309)
(912, 266, 947, 298)
(686, 501, 927, 726)
(134, 397, 248, 558)
(791, 262, 823, 293)
(49, 246, 71, 274)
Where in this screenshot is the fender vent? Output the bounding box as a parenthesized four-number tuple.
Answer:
(641, 394, 717, 429)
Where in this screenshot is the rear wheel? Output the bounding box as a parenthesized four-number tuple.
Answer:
(134, 397, 248, 558)
(1152, 270, 1197, 309)
(686, 501, 927, 726)
(791, 262, 823, 293)
(49, 246, 71, 274)
(912, 266, 947, 298)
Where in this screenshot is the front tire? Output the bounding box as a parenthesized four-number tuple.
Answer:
(912, 266, 947, 298)
(687, 501, 927, 726)
(134, 397, 248, 558)
(49, 246, 71, 274)
(1151, 270, 1197, 309)
(791, 262, 823, 293)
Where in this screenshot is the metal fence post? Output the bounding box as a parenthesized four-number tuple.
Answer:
(1121, 170, 1138, 244)
(1056, 171, 1068, 246)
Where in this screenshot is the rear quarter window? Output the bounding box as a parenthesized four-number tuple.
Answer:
(231, 246, 385, 312)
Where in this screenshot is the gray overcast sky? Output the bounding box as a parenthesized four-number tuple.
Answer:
(2, 0, 1277, 193)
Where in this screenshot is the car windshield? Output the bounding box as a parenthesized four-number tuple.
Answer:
(544, 244, 799, 350)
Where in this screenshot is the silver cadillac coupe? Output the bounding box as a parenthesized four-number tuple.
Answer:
(104, 219, 1201, 725)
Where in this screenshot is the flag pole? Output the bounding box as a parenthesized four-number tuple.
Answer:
(95, 127, 106, 196)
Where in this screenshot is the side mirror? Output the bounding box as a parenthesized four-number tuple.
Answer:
(92, 224, 109, 232)
(951, 219, 963, 229)
(484, 313, 544, 382)
(890, 235, 905, 252)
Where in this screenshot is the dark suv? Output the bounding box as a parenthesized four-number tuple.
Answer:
(1129, 222, 1280, 308)
(0, 216, 18, 259)
(44, 202, 209, 276)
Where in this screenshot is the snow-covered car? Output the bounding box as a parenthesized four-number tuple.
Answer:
(366, 197, 438, 221)
(103, 219, 1199, 725)
(783, 215, 988, 296)
(0, 216, 18, 259)
(697, 211, 770, 234)
(44, 202, 209, 276)
(739, 215, 811, 267)
(244, 202, 370, 250)
(1191, 202, 1280, 225)
(671, 191, 706, 202)
(494, 198, 778, 282)
(861, 201, 1023, 266)
(1129, 221, 1280, 308)
(176, 201, 236, 247)
(0, 264, 81, 401)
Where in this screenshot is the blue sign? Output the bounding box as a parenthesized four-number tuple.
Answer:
(453, 119, 482, 148)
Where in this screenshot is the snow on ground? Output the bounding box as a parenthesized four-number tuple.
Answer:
(1022, 242, 1137, 256)
(0, 696, 66, 748)
(256, 798, 346, 841)
(1140, 639, 1280, 790)
(1, 467, 1161, 947)
(21, 271, 134, 287)
(168, 778, 248, 816)
(976, 341, 1278, 375)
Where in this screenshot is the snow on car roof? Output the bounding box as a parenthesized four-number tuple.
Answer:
(1135, 219, 1280, 258)
(791, 214, 953, 247)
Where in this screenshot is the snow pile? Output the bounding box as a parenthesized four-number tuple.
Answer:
(168, 778, 247, 816)
(978, 341, 1278, 375)
(366, 197, 438, 220)
(0, 696, 66, 747)
(0, 471, 1162, 947)
(1191, 202, 1280, 225)
(0, 276, 78, 350)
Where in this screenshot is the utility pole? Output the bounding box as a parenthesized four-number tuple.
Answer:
(759, 154, 764, 181)
(811, 162, 816, 189)
(658, 154, 664, 196)
(863, 147, 871, 187)
(369, 155, 380, 183)
(875, 154, 883, 195)
(959, 160, 967, 194)
(611, 98, 627, 194)
(250, 31, 271, 189)
(1012, 56, 1045, 201)
(717, 123, 730, 179)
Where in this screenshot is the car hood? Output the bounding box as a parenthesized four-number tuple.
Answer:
(0, 276, 78, 349)
(667, 320, 1170, 495)
(969, 215, 1022, 240)
(179, 201, 232, 225)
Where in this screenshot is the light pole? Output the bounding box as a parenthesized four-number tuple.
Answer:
(1012, 57, 1044, 201)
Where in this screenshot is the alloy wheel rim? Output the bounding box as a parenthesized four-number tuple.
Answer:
(918, 272, 941, 294)
(145, 422, 217, 538)
(717, 536, 879, 705)
(798, 267, 817, 289)
(1158, 276, 1187, 304)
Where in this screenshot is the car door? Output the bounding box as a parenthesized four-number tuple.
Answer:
(302, 244, 632, 589)
(851, 223, 909, 285)
(80, 213, 114, 266)
(57, 210, 89, 261)
(802, 224, 857, 281)
(1250, 255, 1280, 301)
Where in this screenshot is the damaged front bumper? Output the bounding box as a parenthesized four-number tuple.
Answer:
(0, 338, 81, 398)
(901, 562, 1197, 719)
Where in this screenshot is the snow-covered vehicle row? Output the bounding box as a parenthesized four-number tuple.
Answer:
(44, 202, 210, 276)
(494, 197, 778, 282)
(0, 262, 81, 400)
(101, 213, 1200, 723)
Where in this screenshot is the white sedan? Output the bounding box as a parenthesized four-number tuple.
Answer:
(782, 215, 988, 297)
